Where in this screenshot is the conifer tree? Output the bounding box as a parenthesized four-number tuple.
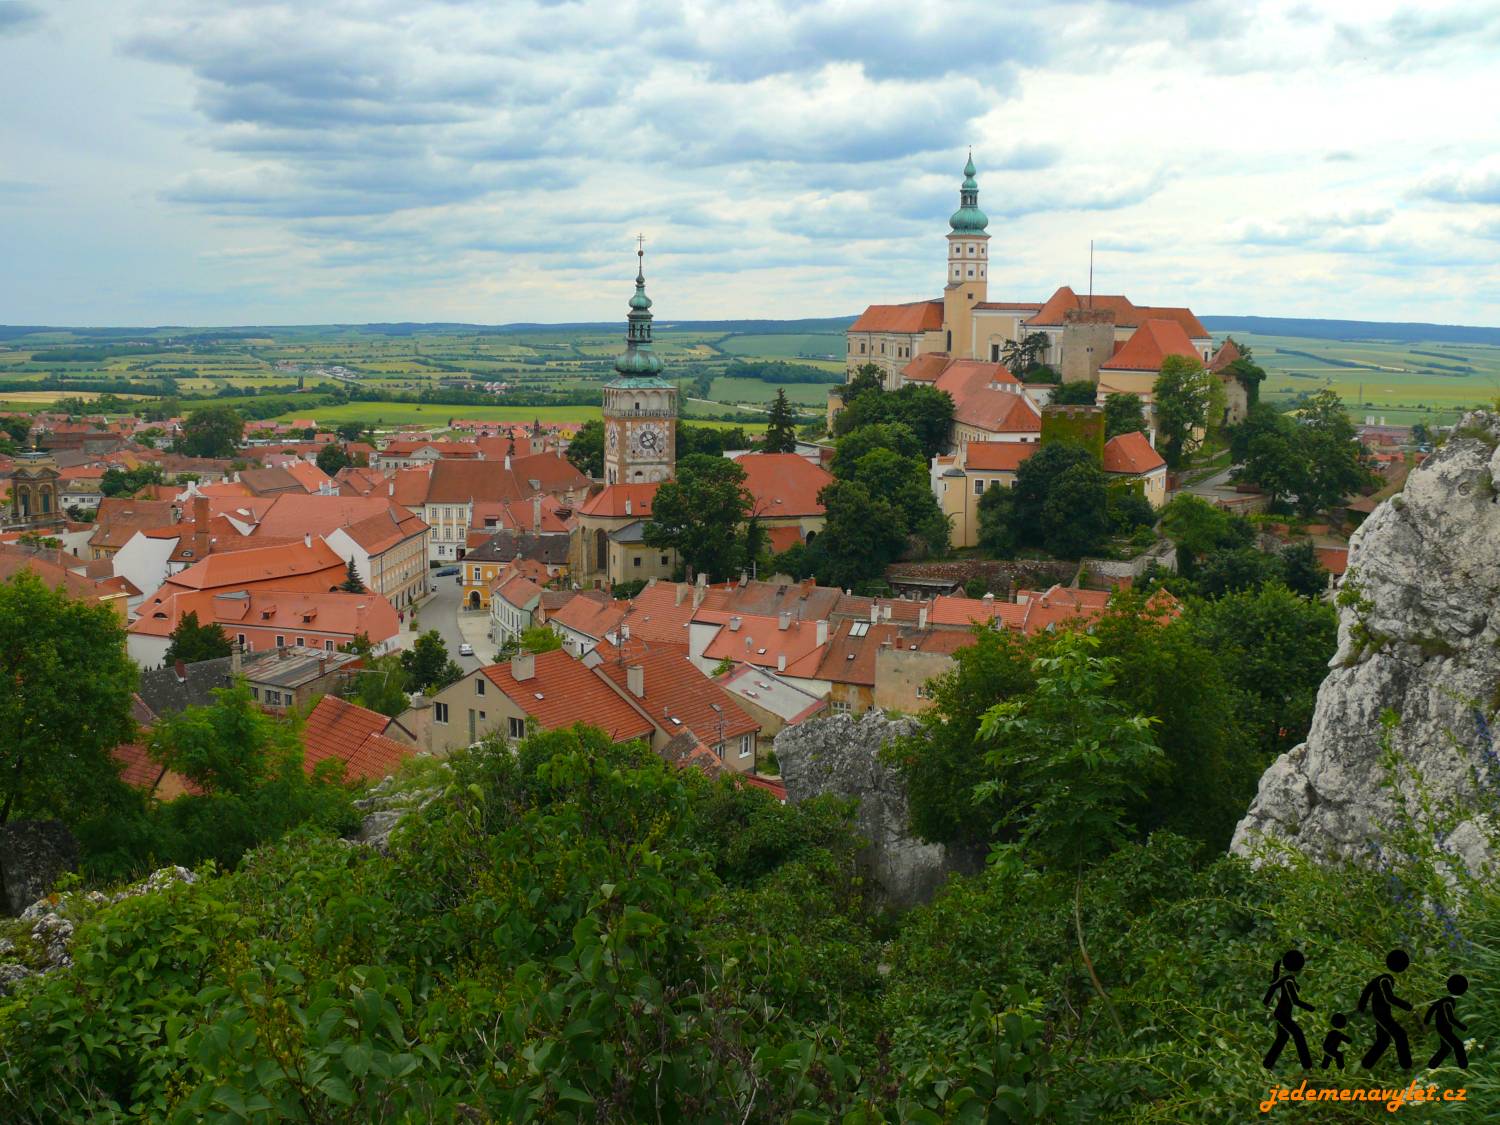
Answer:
(762, 388, 798, 453)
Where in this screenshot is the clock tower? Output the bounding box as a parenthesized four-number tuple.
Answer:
(602, 242, 678, 485)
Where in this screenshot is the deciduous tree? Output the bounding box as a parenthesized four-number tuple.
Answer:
(163, 609, 232, 666)
(1152, 355, 1221, 468)
(643, 454, 753, 582)
(178, 405, 244, 459)
(1103, 392, 1146, 439)
(565, 419, 605, 478)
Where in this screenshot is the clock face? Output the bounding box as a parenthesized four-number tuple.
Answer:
(633, 422, 666, 455)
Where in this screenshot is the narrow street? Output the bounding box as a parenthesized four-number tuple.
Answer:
(408, 569, 490, 672)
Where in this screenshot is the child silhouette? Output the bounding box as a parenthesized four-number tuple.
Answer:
(1263, 949, 1316, 1070)
(1321, 1012, 1351, 1070)
(1425, 975, 1469, 1070)
(1359, 949, 1414, 1070)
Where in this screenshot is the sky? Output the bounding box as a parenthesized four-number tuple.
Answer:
(2, 0, 1499, 328)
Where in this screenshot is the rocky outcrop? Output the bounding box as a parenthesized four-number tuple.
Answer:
(0, 820, 79, 916)
(0, 866, 196, 995)
(1232, 413, 1500, 873)
(348, 770, 445, 854)
(776, 711, 979, 908)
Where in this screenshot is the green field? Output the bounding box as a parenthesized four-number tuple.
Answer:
(1236, 332, 1500, 425)
(716, 332, 843, 360)
(267, 400, 766, 434)
(708, 376, 834, 407)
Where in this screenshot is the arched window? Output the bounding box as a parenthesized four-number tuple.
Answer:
(595, 528, 608, 570)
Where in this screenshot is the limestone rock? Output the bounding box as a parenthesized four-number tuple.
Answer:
(775, 711, 979, 908)
(0, 820, 79, 917)
(1232, 412, 1500, 872)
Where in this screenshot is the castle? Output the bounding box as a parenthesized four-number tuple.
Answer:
(840, 154, 1245, 446)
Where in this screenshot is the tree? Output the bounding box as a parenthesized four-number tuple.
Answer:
(762, 388, 798, 453)
(829, 422, 922, 476)
(178, 405, 244, 459)
(519, 625, 562, 653)
(163, 610, 232, 666)
(1242, 428, 1307, 508)
(148, 680, 299, 796)
(1192, 546, 1281, 598)
(347, 653, 410, 718)
(401, 630, 463, 694)
(316, 443, 351, 475)
(1278, 540, 1329, 599)
(1152, 355, 1221, 468)
(643, 454, 753, 582)
(1221, 338, 1267, 407)
(833, 380, 955, 460)
(981, 442, 1109, 559)
(0, 415, 30, 444)
(566, 419, 604, 478)
(335, 422, 365, 443)
(100, 463, 163, 498)
(843, 446, 949, 556)
(1107, 484, 1156, 535)
(340, 558, 367, 593)
(808, 479, 908, 590)
(1158, 493, 1252, 575)
(836, 363, 884, 404)
(1050, 381, 1098, 406)
(975, 630, 1164, 1027)
(1296, 389, 1372, 515)
(1000, 332, 1050, 378)
(0, 572, 138, 824)
(1103, 392, 1146, 439)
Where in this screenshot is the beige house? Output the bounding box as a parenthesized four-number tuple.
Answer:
(572, 483, 676, 588)
(1102, 431, 1169, 508)
(931, 441, 1037, 549)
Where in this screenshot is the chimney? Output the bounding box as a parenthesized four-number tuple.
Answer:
(319, 655, 328, 674)
(503, 453, 512, 470)
(778, 611, 791, 631)
(869, 604, 878, 624)
(512, 652, 535, 681)
(918, 606, 929, 629)
(303, 532, 312, 548)
(696, 572, 707, 589)
(816, 619, 828, 646)
(776, 653, 786, 673)
(675, 584, 686, 606)
(738, 570, 748, 588)
(800, 577, 814, 596)
(729, 616, 742, 632)
(193, 495, 209, 531)
(882, 604, 892, 622)
(173, 659, 187, 683)
(230, 641, 242, 676)
(532, 495, 542, 528)
(388, 482, 395, 496)
(626, 664, 644, 698)
(982, 592, 995, 602)
(624, 499, 632, 516)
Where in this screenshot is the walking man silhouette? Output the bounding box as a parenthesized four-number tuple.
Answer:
(1425, 975, 1469, 1070)
(1320, 1013, 1351, 1070)
(1359, 949, 1414, 1069)
(1263, 949, 1315, 1070)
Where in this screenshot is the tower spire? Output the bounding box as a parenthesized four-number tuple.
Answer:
(951, 151, 987, 233)
(614, 235, 664, 378)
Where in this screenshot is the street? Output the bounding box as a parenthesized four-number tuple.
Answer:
(407, 570, 492, 671)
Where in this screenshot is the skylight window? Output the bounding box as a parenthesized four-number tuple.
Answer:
(850, 622, 870, 637)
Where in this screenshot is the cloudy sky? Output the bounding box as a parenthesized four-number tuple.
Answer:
(3, 0, 1499, 327)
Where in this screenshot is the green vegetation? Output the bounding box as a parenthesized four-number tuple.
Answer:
(978, 442, 1110, 559)
(178, 405, 245, 459)
(163, 610, 232, 666)
(644, 454, 756, 582)
(1232, 391, 1375, 514)
(1153, 355, 1223, 469)
(399, 631, 463, 694)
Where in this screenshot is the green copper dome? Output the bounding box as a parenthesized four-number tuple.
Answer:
(950, 150, 988, 233)
(609, 244, 669, 384)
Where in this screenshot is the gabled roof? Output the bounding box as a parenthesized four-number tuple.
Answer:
(129, 587, 400, 642)
(1099, 319, 1201, 373)
(596, 649, 759, 744)
(1024, 286, 1209, 338)
(899, 352, 951, 383)
(578, 482, 659, 518)
(1102, 431, 1166, 475)
(238, 467, 306, 495)
(282, 461, 331, 493)
(734, 452, 833, 519)
(720, 664, 829, 724)
(1208, 337, 1243, 372)
(301, 695, 413, 782)
(153, 539, 345, 594)
(931, 361, 1037, 434)
(465, 529, 571, 567)
(480, 650, 654, 743)
(491, 572, 544, 611)
(849, 300, 944, 334)
(700, 613, 828, 678)
(548, 592, 628, 641)
(89, 498, 177, 550)
(963, 442, 1037, 472)
(928, 595, 1029, 630)
(617, 580, 698, 646)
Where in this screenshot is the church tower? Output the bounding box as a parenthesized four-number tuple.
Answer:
(601, 242, 677, 485)
(943, 151, 989, 360)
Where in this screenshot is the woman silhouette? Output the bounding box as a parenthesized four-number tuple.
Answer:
(1263, 949, 1316, 1069)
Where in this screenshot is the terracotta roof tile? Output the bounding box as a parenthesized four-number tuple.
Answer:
(481, 650, 654, 742)
(596, 649, 759, 744)
(548, 592, 628, 640)
(302, 695, 413, 782)
(1098, 319, 1201, 373)
(734, 452, 833, 519)
(849, 300, 944, 334)
(579, 482, 659, 518)
(1101, 431, 1166, 475)
(963, 442, 1037, 472)
(618, 581, 700, 646)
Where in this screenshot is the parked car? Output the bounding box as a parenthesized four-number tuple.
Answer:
(435, 565, 460, 576)
(459, 643, 474, 657)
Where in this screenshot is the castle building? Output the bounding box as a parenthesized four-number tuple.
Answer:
(843, 155, 1242, 445)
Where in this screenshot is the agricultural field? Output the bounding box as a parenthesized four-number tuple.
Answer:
(1233, 331, 1500, 426)
(708, 376, 834, 407)
(716, 332, 844, 360)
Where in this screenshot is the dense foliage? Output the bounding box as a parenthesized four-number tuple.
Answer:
(163, 610, 232, 666)
(177, 406, 245, 459)
(1152, 356, 1223, 469)
(833, 367, 954, 461)
(644, 454, 756, 582)
(1232, 392, 1374, 515)
(977, 442, 1110, 559)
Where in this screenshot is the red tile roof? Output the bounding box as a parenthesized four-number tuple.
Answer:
(129, 586, 401, 643)
(1025, 286, 1209, 338)
(964, 442, 1037, 472)
(301, 695, 413, 782)
(282, 461, 332, 493)
(147, 540, 346, 595)
(1315, 546, 1349, 576)
(849, 300, 944, 334)
(931, 361, 1036, 434)
(735, 453, 833, 519)
(89, 498, 177, 550)
(482, 650, 654, 743)
(578, 482, 659, 518)
(248, 494, 424, 544)
(548, 592, 628, 640)
(391, 467, 433, 507)
(900, 352, 950, 383)
(1208, 337, 1243, 372)
(700, 613, 828, 677)
(766, 525, 804, 554)
(1099, 319, 1202, 373)
(1101, 431, 1166, 475)
(618, 580, 699, 646)
(596, 649, 759, 744)
(928, 595, 1029, 630)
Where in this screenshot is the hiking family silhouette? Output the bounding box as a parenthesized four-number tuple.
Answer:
(1260, 948, 1470, 1072)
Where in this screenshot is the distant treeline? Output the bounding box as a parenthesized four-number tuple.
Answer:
(722, 360, 843, 384)
(1272, 349, 1377, 370)
(27, 345, 163, 362)
(1204, 315, 1500, 347)
(0, 376, 178, 397)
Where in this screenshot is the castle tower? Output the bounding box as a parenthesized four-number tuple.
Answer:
(943, 151, 990, 360)
(602, 242, 678, 485)
(8, 444, 61, 527)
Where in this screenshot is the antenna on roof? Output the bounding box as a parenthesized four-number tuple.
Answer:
(1087, 239, 1094, 310)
